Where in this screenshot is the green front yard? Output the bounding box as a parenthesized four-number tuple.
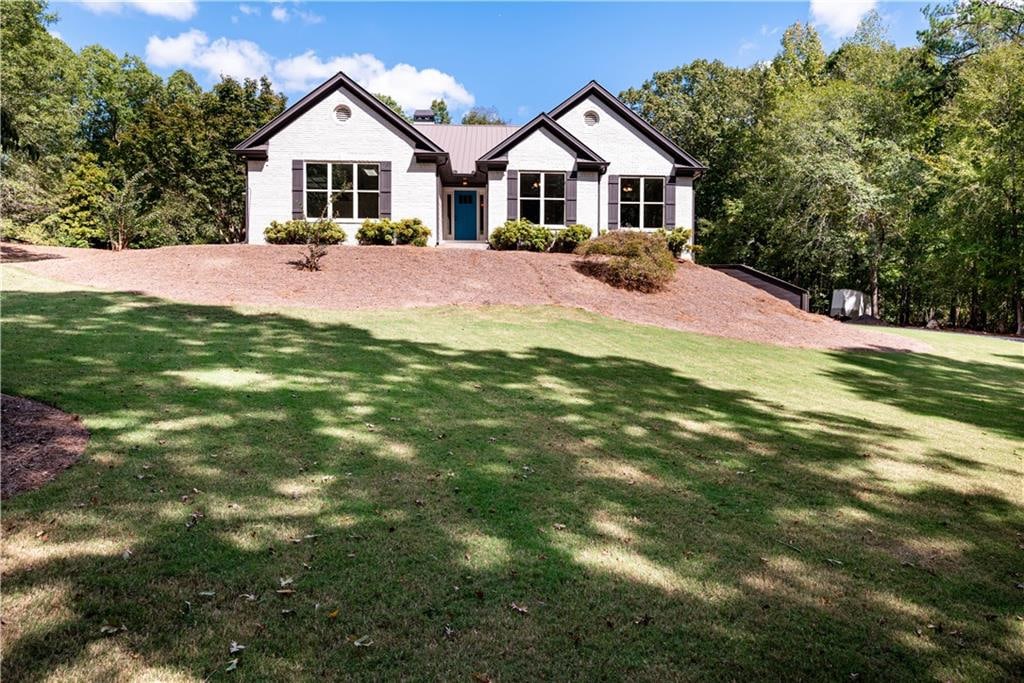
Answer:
(1, 266, 1022, 681)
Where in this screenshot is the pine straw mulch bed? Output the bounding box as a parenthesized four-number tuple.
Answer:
(1, 394, 89, 499)
(3, 242, 929, 352)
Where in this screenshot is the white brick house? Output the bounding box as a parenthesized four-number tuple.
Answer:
(233, 72, 706, 248)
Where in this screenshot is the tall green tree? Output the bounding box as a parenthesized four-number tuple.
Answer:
(934, 42, 1024, 333)
(77, 45, 162, 166)
(0, 0, 80, 165)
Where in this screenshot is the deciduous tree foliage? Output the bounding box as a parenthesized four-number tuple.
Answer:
(622, 2, 1023, 333)
(0, 1, 285, 247)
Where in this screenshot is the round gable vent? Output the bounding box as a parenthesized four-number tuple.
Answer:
(334, 105, 352, 123)
(583, 110, 600, 126)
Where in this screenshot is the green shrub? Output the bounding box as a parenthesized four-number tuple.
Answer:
(264, 219, 346, 245)
(574, 230, 677, 292)
(551, 224, 593, 253)
(659, 227, 693, 258)
(488, 219, 554, 252)
(394, 218, 431, 246)
(356, 218, 396, 245)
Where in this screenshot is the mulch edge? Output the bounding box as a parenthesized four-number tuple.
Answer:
(1, 393, 89, 499)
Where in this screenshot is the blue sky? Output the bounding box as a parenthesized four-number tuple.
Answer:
(52, 1, 931, 123)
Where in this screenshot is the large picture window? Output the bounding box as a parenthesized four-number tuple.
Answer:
(306, 162, 379, 220)
(519, 172, 565, 226)
(619, 177, 664, 229)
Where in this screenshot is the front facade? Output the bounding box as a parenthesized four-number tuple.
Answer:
(234, 72, 706, 249)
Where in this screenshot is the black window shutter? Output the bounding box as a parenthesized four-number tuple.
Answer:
(379, 161, 392, 219)
(565, 171, 577, 225)
(608, 175, 619, 229)
(665, 175, 676, 229)
(292, 160, 304, 219)
(507, 170, 518, 221)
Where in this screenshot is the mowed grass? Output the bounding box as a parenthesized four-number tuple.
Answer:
(1, 266, 1022, 682)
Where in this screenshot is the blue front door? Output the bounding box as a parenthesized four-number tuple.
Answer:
(454, 191, 477, 240)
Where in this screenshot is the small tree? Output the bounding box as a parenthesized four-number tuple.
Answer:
(298, 220, 331, 271)
(299, 183, 351, 270)
(101, 171, 157, 251)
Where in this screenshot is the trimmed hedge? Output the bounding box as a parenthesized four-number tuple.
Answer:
(264, 219, 346, 245)
(574, 230, 677, 292)
(356, 219, 395, 245)
(357, 218, 431, 246)
(551, 224, 593, 253)
(489, 219, 554, 252)
(394, 218, 431, 246)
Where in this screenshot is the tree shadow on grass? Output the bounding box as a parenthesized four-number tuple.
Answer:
(824, 347, 1024, 441)
(1, 287, 1022, 681)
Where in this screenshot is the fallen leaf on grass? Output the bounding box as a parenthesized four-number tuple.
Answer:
(510, 602, 529, 614)
(353, 635, 373, 647)
(553, 523, 566, 531)
(276, 589, 295, 596)
(99, 624, 126, 635)
(229, 641, 245, 654)
(198, 591, 216, 598)
(185, 510, 204, 530)
(238, 593, 257, 601)
(122, 548, 133, 560)
(225, 658, 238, 672)
(279, 577, 294, 588)
(281, 609, 295, 616)
(327, 609, 340, 619)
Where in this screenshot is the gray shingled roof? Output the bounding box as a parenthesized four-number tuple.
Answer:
(414, 124, 521, 174)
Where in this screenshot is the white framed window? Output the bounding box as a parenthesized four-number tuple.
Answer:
(619, 177, 664, 229)
(305, 162, 379, 220)
(519, 171, 565, 226)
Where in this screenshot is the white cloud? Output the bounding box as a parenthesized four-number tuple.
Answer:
(146, 29, 272, 81)
(81, 0, 198, 20)
(143, 31, 473, 111)
(238, 3, 259, 16)
(274, 52, 474, 110)
(48, 29, 63, 40)
(810, 0, 877, 37)
(269, 4, 323, 24)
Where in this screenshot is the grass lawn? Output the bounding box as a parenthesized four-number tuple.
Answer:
(1, 266, 1022, 681)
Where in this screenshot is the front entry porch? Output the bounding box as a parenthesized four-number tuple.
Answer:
(441, 186, 487, 244)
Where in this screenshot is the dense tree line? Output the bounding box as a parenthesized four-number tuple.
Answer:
(2, 1, 1020, 332)
(1, 0, 286, 248)
(623, 1, 1023, 333)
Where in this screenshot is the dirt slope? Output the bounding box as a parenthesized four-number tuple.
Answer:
(2, 243, 927, 351)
